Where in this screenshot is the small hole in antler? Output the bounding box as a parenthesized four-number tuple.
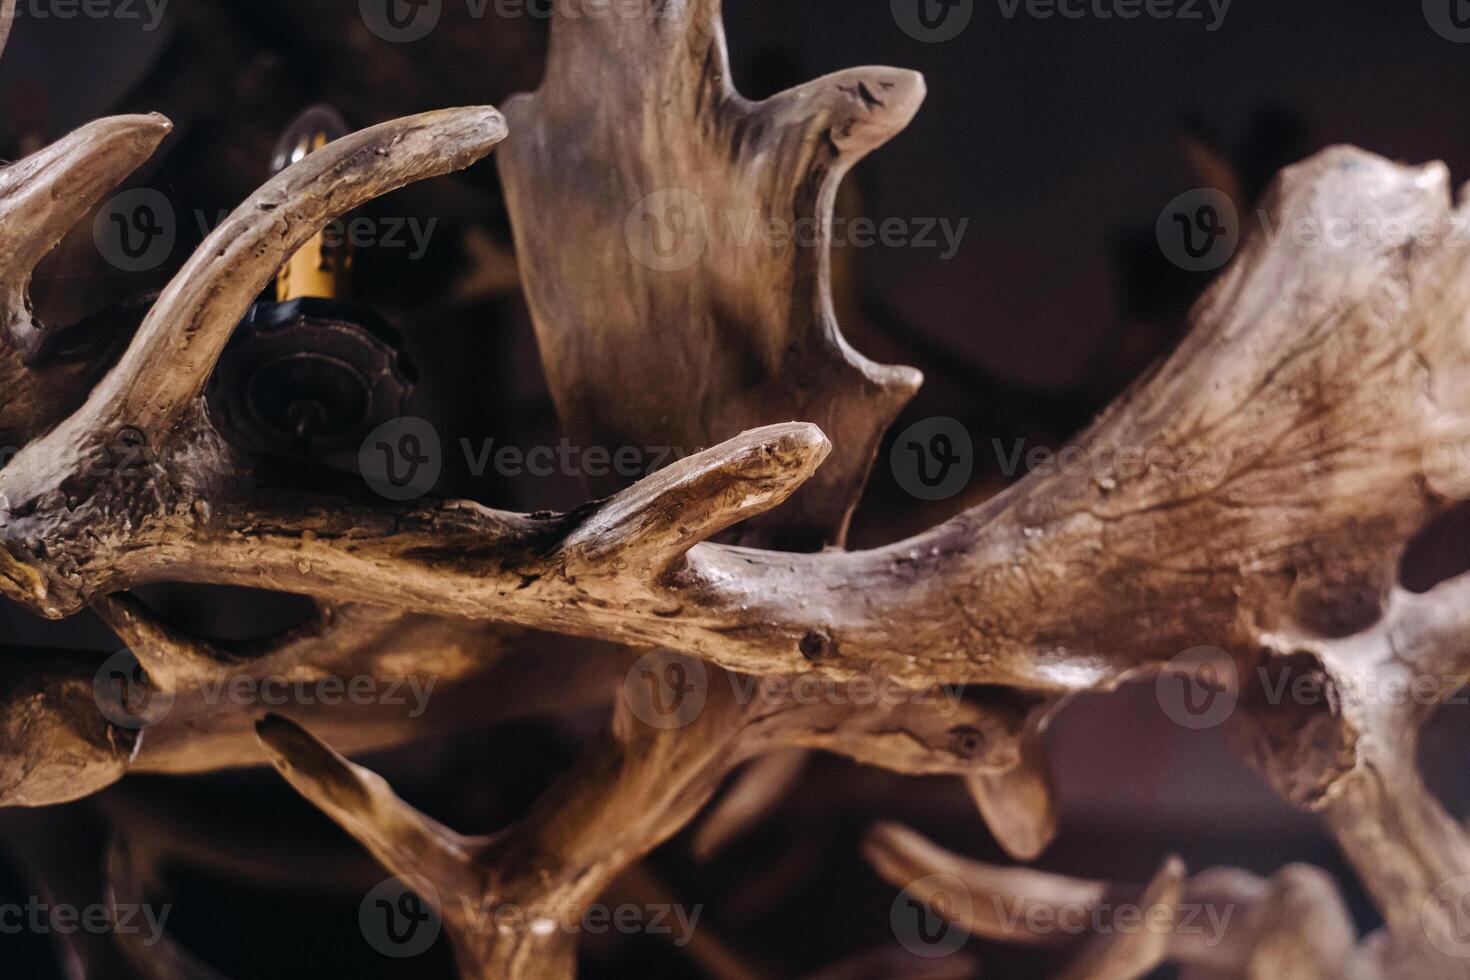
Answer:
(798, 630, 829, 660)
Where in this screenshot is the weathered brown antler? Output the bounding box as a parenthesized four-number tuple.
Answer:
(0, 99, 515, 804)
(1227, 573, 1470, 979)
(254, 653, 1032, 979)
(0, 108, 172, 447)
(861, 821, 1458, 979)
(496, 0, 924, 550)
(11, 146, 1467, 697)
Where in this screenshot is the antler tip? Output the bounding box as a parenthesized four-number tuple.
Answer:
(71, 111, 174, 151)
(763, 420, 833, 470)
(429, 104, 509, 149)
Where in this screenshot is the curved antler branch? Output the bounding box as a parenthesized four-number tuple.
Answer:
(256, 648, 1037, 978)
(1227, 572, 1470, 978)
(0, 113, 171, 444)
(863, 822, 1378, 979)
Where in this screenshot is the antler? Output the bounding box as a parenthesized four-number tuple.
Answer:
(497, 0, 923, 550)
(861, 821, 1424, 979)
(1227, 572, 1470, 978)
(0, 112, 171, 446)
(254, 655, 1037, 979)
(5, 3, 1470, 973)
(8, 142, 1466, 697)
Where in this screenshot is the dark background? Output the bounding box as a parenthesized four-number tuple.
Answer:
(3, 1, 1470, 976)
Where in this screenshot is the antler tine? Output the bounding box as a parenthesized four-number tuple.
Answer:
(965, 731, 1058, 862)
(61, 425, 829, 654)
(0, 646, 141, 807)
(0, 113, 171, 328)
(1056, 857, 1184, 980)
(692, 749, 809, 861)
(255, 714, 487, 911)
(256, 653, 1046, 978)
(864, 823, 1385, 979)
(863, 821, 1109, 945)
(557, 421, 831, 577)
(4, 105, 505, 494)
(0, 113, 171, 442)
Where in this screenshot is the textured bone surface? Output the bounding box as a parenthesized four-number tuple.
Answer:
(497, 0, 923, 549)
